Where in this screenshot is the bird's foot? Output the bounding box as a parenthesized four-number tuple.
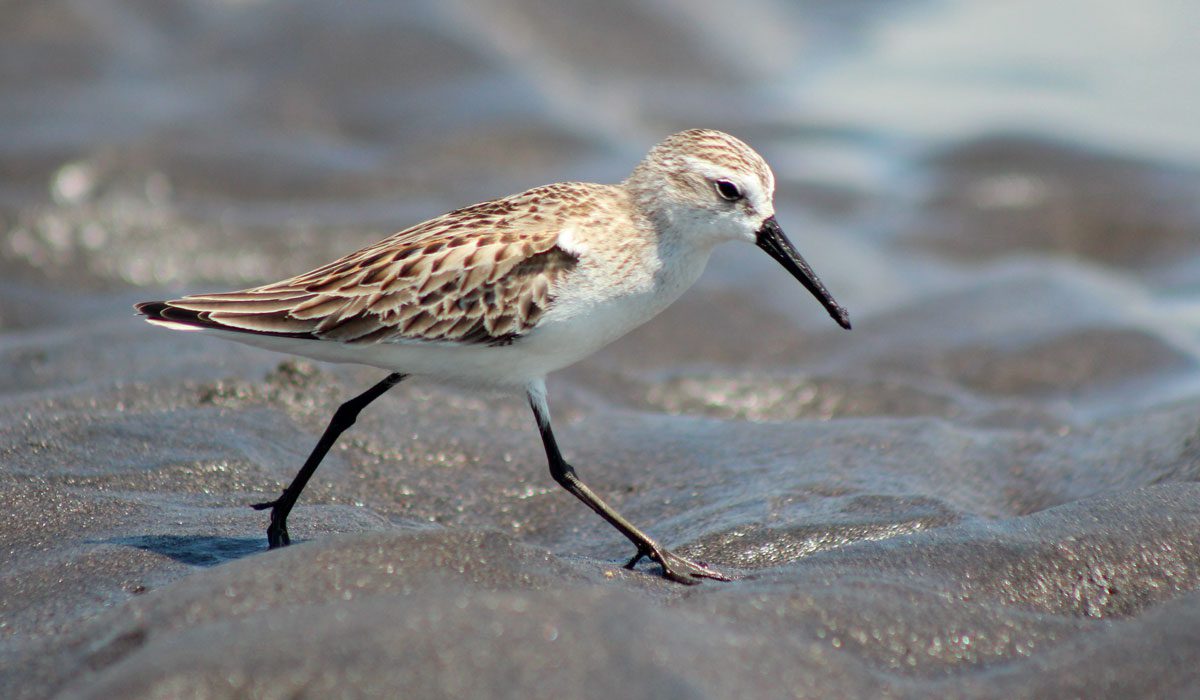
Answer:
(625, 544, 731, 585)
(250, 497, 291, 549)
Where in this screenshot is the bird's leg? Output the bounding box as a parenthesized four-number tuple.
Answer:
(526, 381, 730, 584)
(252, 372, 408, 548)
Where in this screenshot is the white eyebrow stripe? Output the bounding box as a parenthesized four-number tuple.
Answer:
(680, 155, 774, 215)
(682, 156, 738, 183)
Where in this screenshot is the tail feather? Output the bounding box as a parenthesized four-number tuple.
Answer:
(134, 300, 317, 338)
(135, 300, 206, 330)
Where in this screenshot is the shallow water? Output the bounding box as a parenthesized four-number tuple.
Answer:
(3, 1, 1200, 698)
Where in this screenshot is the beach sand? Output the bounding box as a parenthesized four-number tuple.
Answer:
(4, 1, 1200, 697)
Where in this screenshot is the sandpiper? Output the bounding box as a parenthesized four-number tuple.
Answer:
(136, 129, 851, 584)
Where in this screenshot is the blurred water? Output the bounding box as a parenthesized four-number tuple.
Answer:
(793, 0, 1200, 163)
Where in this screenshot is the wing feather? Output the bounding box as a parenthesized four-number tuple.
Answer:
(137, 185, 590, 346)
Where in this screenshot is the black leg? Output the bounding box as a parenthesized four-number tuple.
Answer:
(526, 382, 730, 584)
(252, 372, 407, 548)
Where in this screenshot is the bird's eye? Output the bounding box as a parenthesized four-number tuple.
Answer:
(714, 179, 743, 202)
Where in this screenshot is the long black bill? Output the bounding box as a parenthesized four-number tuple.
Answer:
(755, 216, 851, 330)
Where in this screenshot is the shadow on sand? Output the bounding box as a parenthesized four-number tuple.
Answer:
(109, 535, 267, 567)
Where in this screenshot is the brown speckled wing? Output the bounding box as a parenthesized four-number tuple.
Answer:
(151, 187, 583, 346)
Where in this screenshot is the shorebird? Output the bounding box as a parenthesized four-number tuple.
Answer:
(136, 129, 851, 583)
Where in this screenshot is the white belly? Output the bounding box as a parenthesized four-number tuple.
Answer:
(203, 246, 712, 387)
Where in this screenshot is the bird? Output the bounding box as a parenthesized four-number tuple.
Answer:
(135, 129, 851, 584)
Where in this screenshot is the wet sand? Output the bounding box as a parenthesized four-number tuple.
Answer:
(4, 1, 1200, 698)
